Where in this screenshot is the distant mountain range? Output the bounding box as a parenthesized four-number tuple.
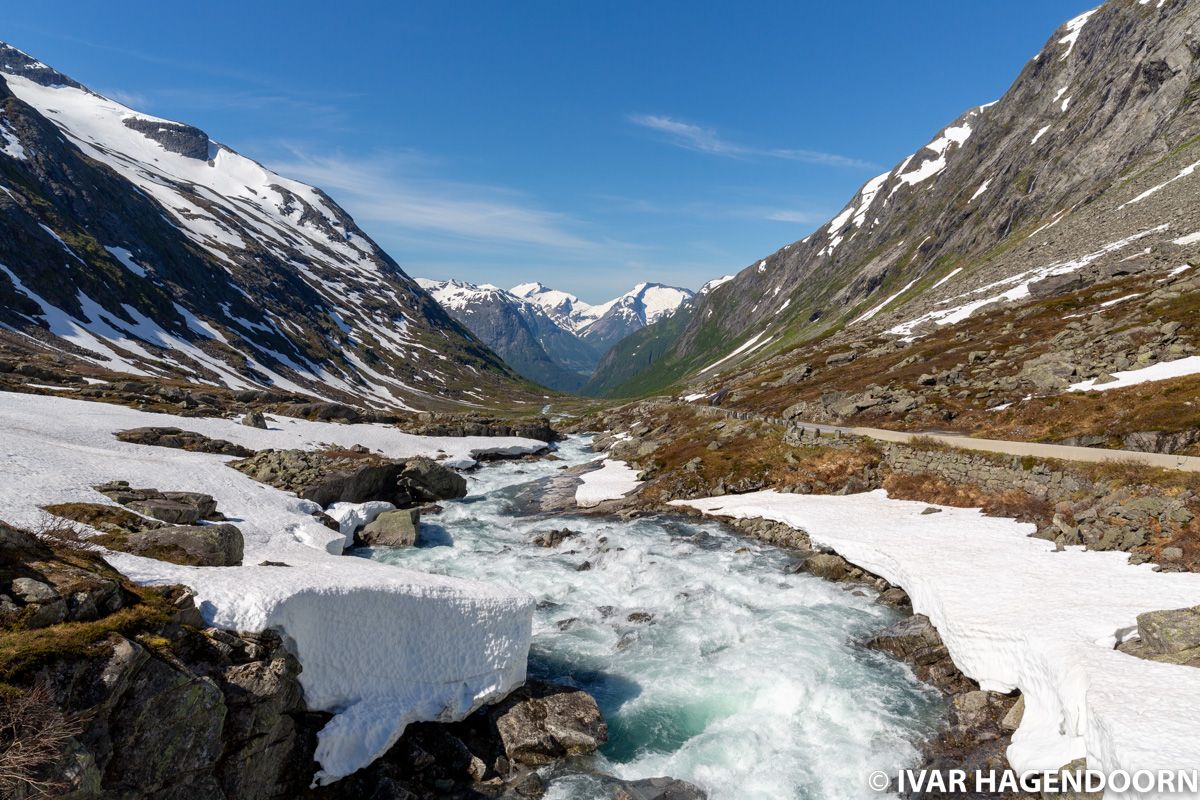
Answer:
(419, 279, 693, 391)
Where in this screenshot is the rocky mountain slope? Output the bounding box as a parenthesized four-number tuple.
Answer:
(422, 278, 694, 391)
(0, 43, 537, 412)
(417, 278, 602, 391)
(588, 0, 1200, 400)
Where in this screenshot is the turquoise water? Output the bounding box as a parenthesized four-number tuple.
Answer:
(363, 438, 943, 799)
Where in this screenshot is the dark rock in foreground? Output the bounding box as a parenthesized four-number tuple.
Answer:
(490, 679, 608, 766)
(94, 523, 244, 567)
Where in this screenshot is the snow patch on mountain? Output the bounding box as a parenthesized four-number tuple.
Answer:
(0, 115, 25, 160)
(887, 226, 1168, 339)
(1058, 8, 1099, 60)
(699, 275, 735, 295)
(510, 281, 600, 332)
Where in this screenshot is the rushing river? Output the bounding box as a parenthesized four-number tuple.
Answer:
(363, 437, 943, 799)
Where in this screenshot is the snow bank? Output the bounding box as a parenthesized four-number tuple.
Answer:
(575, 459, 643, 508)
(1068, 356, 1200, 393)
(0, 391, 538, 783)
(673, 490, 1200, 784)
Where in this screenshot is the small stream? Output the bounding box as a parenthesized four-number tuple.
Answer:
(360, 437, 943, 799)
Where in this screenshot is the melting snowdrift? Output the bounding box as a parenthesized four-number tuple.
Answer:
(575, 459, 643, 508)
(0, 391, 544, 782)
(673, 490, 1200, 781)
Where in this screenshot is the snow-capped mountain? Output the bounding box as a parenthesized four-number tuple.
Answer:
(587, 0, 1200, 397)
(579, 282, 695, 349)
(416, 279, 601, 392)
(421, 277, 693, 390)
(509, 281, 600, 333)
(0, 43, 531, 411)
(511, 280, 693, 348)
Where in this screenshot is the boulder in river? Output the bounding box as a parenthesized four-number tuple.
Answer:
(356, 508, 421, 548)
(489, 679, 608, 766)
(398, 456, 467, 502)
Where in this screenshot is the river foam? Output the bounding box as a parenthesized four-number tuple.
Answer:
(364, 439, 943, 799)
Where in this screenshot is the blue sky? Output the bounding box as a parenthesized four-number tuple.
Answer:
(5, 1, 1090, 302)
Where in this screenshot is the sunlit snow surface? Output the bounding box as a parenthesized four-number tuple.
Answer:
(366, 440, 942, 800)
(0, 392, 546, 784)
(676, 490, 1200, 786)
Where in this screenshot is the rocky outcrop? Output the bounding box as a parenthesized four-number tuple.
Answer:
(489, 680, 608, 766)
(0, 524, 316, 799)
(308, 679, 618, 800)
(115, 427, 256, 457)
(230, 449, 468, 510)
(122, 117, 210, 160)
(866, 614, 975, 696)
(1117, 605, 1200, 667)
(402, 414, 559, 443)
(60, 482, 247, 567)
(96, 523, 245, 567)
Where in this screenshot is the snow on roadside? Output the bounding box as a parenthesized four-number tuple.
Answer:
(672, 489, 1200, 778)
(1067, 356, 1200, 393)
(575, 459, 642, 508)
(0, 391, 543, 783)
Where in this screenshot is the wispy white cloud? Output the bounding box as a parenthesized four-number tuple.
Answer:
(762, 208, 829, 224)
(270, 146, 594, 250)
(628, 113, 871, 168)
(99, 88, 149, 109)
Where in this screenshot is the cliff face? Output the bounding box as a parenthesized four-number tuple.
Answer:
(0, 44, 534, 412)
(590, 0, 1200, 397)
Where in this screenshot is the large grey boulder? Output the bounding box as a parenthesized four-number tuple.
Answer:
(399, 456, 468, 502)
(241, 410, 269, 429)
(489, 679, 608, 766)
(800, 552, 851, 582)
(356, 509, 420, 548)
(97, 523, 244, 566)
(1132, 605, 1200, 655)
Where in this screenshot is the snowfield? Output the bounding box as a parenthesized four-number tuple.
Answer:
(575, 459, 643, 508)
(0, 391, 546, 783)
(673, 490, 1200, 786)
(1067, 356, 1200, 393)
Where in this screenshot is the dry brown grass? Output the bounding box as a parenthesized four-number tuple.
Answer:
(28, 516, 91, 551)
(884, 472, 1054, 525)
(0, 683, 81, 798)
(635, 406, 884, 502)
